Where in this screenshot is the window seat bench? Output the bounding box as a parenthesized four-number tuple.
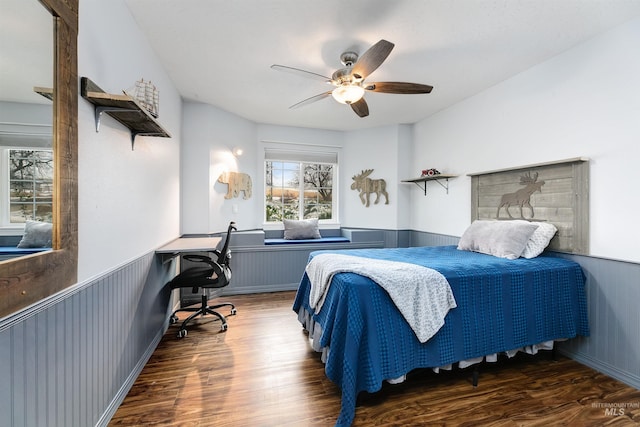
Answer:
(0, 247, 51, 261)
(194, 228, 385, 296)
(264, 236, 350, 245)
(0, 236, 51, 261)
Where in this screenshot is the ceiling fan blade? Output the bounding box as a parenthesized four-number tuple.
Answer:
(289, 91, 332, 109)
(351, 39, 394, 80)
(350, 98, 369, 117)
(365, 82, 434, 94)
(271, 64, 331, 83)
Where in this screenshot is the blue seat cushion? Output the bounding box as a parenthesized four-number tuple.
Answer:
(264, 236, 350, 245)
(0, 247, 51, 255)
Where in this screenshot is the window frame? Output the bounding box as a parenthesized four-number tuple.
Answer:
(262, 143, 340, 229)
(2, 147, 54, 228)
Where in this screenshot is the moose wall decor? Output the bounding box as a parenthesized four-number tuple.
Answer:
(496, 171, 545, 219)
(351, 169, 389, 207)
(218, 171, 252, 199)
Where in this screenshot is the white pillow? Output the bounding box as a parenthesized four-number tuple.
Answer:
(283, 218, 321, 240)
(522, 222, 557, 258)
(17, 220, 53, 248)
(457, 220, 538, 260)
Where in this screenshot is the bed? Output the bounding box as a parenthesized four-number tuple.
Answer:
(293, 160, 591, 426)
(293, 240, 589, 426)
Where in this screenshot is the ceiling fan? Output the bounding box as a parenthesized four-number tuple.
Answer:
(271, 39, 433, 118)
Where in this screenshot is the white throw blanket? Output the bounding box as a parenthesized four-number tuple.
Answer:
(305, 253, 457, 343)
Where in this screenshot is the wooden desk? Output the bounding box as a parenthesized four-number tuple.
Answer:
(156, 237, 222, 263)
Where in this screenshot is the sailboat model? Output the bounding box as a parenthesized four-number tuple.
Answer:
(124, 78, 159, 118)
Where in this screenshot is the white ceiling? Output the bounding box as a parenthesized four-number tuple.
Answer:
(3, 1, 640, 131)
(124, 0, 640, 131)
(0, 0, 53, 105)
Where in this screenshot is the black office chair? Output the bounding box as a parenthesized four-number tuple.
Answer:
(168, 222, 237, 338)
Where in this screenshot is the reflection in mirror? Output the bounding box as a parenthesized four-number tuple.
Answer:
(0, 0, 53, 260)
(0, 0, 78, 319)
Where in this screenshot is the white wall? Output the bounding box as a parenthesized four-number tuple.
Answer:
(181, 101, 257, 234)
(180, 110, 415, 234)
(77, 0, 182, 280)
(342, 125, 412, 230)
(0, 102, 52, 147)
(181, 108, 355, 233)
(395, 124, 413, 230)
(410, 17, 640, 263)
(178, 113, 427, 236)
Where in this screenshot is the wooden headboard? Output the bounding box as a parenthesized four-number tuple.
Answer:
(468, 157, 589, 254)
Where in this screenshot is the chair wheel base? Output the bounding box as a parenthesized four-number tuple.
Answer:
(169, 293, 236, 338)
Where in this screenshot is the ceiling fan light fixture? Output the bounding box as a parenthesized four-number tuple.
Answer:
(331, 84, 365, 104)
(272, 40, 432, 116)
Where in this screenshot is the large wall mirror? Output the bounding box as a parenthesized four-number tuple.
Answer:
(0, 2, 53, 251)
(0, 0, 78, 318)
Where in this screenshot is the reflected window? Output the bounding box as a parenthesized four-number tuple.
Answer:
(2, 148, 53, 225)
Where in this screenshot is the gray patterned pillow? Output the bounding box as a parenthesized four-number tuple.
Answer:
(457, 220, 538, 260)
(283, 218, 321, 240)
(522, 222, 558, 258)
(17, 220, 53, 248)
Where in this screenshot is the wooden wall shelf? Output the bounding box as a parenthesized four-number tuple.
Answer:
(33, 86, 53, 101)
(80, 77, 171, 150)
(402, 174, 457, 195)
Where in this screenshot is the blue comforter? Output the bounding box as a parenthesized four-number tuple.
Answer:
(292, 245, 589, 426)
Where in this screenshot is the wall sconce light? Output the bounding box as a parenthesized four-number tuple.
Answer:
(232, 147, 244, 157)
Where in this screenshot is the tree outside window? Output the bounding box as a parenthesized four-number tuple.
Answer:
(265, 160, 334, 222)
(9, 149, 53, 223)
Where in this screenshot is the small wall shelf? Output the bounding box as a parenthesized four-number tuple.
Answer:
(80, 77, 171, 150)
(33, 86, 54, 101)
(402, 174, 457, 195)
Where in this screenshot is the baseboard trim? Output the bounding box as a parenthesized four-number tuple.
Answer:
(223, 283, 300, 295)
(559, 348, 640, 390)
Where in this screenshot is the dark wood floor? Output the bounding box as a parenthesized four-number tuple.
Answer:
(109, 291, 640, 426)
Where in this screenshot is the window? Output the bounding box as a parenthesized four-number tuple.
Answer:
(2, 149, 53, 225)
(264, 148, 338, 223)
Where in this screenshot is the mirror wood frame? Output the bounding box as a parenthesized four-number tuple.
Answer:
(0, 0, 78, 318)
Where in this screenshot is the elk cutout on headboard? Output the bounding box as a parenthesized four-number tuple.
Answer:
(496, 171, 545, 219)
(471, 158, 589, 254)
(218, 171, 252, 199)
(351, 169, 389, 207)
